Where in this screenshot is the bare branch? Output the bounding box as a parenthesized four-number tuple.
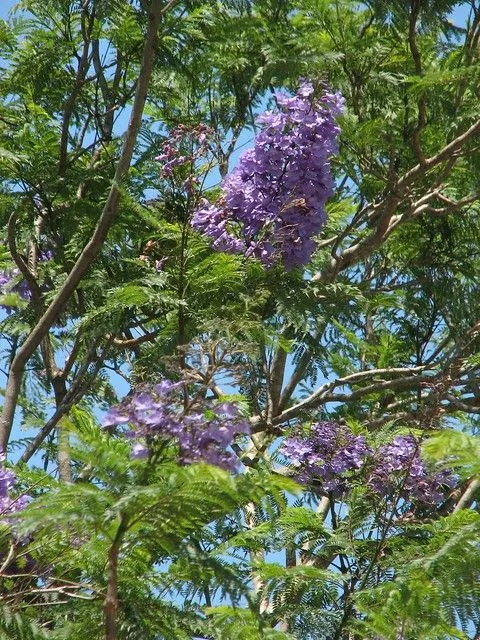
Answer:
(20, 339, 104, 464)
(251, 366, 429, 431)
(108, 330, 159, 348)
(7, 213, 42, 300)
(453, 477, 480, 512)
(279, 346, 314, 412)
(314, 116, 480, 285)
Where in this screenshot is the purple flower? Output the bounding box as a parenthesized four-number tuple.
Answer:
(0, 457, 29, 519)
(281, 422, 372, 495)
(0, 267, 31, 308)
(368, 435, 457, 505)
(132, 392, 159, 412)
(215, 402, 240, 419)
(282, 424, 457, 506)
(101, 406, 131, 427)
(131, 442, 149, 459)
(103, 380, 249, 471)
(155, 123, 214, 191)
(0, 467, 15, 498)
(38, 249, 53, 262)
(153, 380, 183, 396)
(192, 80, 343, 269)
(155, 258, 167, 272)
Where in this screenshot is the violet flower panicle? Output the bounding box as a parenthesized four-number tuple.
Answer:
(281, 422, 372, 495)
(281, 425, 456, 504)
(192, 80, 344, 269)
(102, 382, 249, 471)
(0, 452, 29, 520)
(368, 435, 456, 505)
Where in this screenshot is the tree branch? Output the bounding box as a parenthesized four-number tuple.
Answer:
(59, 4, 95, 174)
(20, 339, 104, 464)
(408, 0, 426, 165)
(453, 477, 480, 512)
(275, 370, 430, 425)
(268, 340, 289, 417)
(104, 514, 128, 640)
(251, 366, 428, 432)
(0, 0, 166, 452)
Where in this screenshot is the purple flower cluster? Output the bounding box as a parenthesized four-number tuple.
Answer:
(38, 248, 53, 262)
(281, 422, 372, 494)
(102, 380, 249, 471)
(0, 458, 29, 518)
(281, 425, 456, 505)
(368, 435, 456, 505)
(192, 81, 344, 269)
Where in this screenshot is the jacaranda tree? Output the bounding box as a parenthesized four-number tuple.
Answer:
(0, 0, 480, 638)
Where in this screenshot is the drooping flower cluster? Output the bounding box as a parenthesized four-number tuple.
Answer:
(0, 457, 29, 518)
(281, 422, 372, 494)
(102, 380, 250, 471)
(0, 455, 35, 575)
(192, 81, 344, 269)
(368, 435, 456, 505)
(281, 425, 456, 505)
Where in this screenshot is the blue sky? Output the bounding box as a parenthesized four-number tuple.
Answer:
(0, 1, 15, 19)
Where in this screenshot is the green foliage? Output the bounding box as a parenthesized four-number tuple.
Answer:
(355, 511, 480, 639)
(1, 0, 480, 638)
(0, 608, 50, 640)
(423, 430, 480, 477)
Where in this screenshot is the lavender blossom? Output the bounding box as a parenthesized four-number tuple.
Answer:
(192, 80, 344, 268)
(102, 381, 249, 471)
(38, 248, 53, 262)
(0, 247, 53, 308)
(281, 422, 372, 495)
(0, 272, 10, 288)
(0, 456, 29, 519)
(368, 435, 456, 505)
(281, 424, 456, 505)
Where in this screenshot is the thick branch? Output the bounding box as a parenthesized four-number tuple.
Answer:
(300, 496, 330, 567)
(104, 515, 128, 640)
(276, 373, 429, 425)
(268, 342, 289, 417)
